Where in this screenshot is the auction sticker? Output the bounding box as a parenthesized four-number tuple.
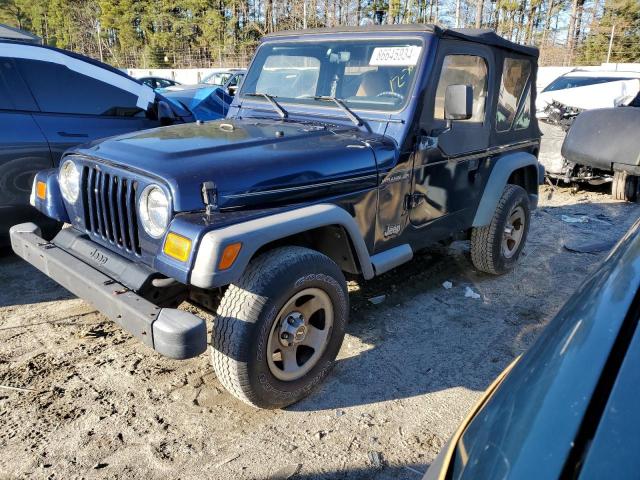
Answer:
(369, 46, 422, 66)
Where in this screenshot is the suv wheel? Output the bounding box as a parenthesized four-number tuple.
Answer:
(470, 184, 530, 275)
(612, 170, 637, 202)
(211, 246, 349, 409)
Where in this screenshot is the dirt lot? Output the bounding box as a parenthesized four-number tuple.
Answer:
(1, 185, 639, 480)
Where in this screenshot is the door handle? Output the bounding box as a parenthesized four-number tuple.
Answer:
(57, 131, 89, 138)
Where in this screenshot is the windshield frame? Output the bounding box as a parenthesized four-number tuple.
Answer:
(238, 35, 427, 117)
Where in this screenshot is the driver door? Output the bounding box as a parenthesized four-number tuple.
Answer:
(409, 41, 493, 227)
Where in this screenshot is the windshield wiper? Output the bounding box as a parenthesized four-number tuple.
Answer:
(244, 92, 288, 119)
(310, 96, 362, 127)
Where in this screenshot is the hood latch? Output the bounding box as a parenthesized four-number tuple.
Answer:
(201, 181, 218, 218)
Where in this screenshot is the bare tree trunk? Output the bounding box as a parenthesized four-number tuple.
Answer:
(541, 0, 555, 45)
(265, 0, 273, 32)
(567, 0, 579, 48)
(475, 0, 484, 28)
(525, 2, 537, 44)
(574, 0, 586, 44)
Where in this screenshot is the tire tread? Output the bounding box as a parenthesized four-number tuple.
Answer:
(470, 184, 528, 275)
(212, 246, 344, 408)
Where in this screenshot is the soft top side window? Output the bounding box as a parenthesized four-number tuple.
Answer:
(433, 54, 488, 123)
(513, 88, 531, 130)
(496, 58, 531, 132)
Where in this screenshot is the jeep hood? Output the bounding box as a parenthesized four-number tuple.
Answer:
(74, 118, 383, 211)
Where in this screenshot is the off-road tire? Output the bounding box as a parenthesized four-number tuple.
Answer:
(612, 170, 637, 202)
(211, 246, 349, 409)
(470, 184, 530, 275)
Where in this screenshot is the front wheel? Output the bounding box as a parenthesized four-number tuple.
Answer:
(470, 184, 531, 275)
(211, 246, 349, 409)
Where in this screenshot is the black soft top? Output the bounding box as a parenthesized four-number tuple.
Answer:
(265, 24, 538, 58)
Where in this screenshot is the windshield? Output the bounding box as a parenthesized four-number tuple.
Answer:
(203, 72, 233, 86)
(543, 75, 634, 92)
(240, 39, 424, 112)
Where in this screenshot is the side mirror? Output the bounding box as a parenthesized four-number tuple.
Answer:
(444, 84, 473, 121)
(157, 100, 176, 126)
(227, 85, 237, 96)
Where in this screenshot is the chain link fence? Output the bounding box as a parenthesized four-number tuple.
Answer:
(71, 25, 636, 70)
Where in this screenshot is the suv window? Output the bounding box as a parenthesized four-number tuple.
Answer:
(0, 57, 38, 111)
(203, 72, 232, 86)
(543, 75, 634, 92)
(434, 55, 488, 123)
(156, 78, 174, 89)
(16, 59, 143, 117)
(496, 58, 531, 132)
(227, 74, 242, 88)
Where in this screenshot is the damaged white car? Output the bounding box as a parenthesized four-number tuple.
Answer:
(538, 71, 640, 198)
(561, 107, 640, 201)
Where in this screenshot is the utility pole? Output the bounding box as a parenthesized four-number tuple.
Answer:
(455, 0, 461, 27)
(606, 24, 615, 63)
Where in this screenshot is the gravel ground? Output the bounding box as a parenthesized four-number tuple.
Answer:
(1, 185, 639, 480)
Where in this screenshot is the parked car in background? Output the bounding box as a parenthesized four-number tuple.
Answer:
(0, 39, 192, 245)
(158, 70, 245, 120)
(201, 68, 245, 94)
(537, 70, 639, 189)
(536, 69, 640, 117)
(160, 85, 235, 121)
(138, 76, 181, 90)
(163, 68, 246, 94)
(13, 25, 542, 409)
(561, 107, 640, 201)
(424, 216, 640, 480)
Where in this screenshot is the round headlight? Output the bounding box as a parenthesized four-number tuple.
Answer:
(138, 185, 170, 238)
(59, 159, 80, 203)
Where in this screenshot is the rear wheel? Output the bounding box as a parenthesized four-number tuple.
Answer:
(471, 184, 530, 275)
(612, 170, 637, 202)
(211, 246, 348, 409)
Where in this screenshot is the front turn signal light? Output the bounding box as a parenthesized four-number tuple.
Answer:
(218, 242, 242, 270)
(36, 181, 47, 200)
(163, 232, 192, 262)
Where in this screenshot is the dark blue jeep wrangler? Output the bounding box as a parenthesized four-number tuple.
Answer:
(11, 25, 542, 409)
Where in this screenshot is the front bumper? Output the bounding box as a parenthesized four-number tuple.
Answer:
(10, 223, 207, 360)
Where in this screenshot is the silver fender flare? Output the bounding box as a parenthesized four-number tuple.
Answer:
(473, 151, 540, 227)
(190, 203, 375, 288)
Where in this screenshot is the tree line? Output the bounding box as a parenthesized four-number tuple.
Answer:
(1, 0, 638, 68)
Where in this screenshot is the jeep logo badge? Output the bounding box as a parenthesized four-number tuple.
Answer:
(384, 223, 401, 237)
(89, 248, 108, 266)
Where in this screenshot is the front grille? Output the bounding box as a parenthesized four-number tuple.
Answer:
(81, 166, 141, 255)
